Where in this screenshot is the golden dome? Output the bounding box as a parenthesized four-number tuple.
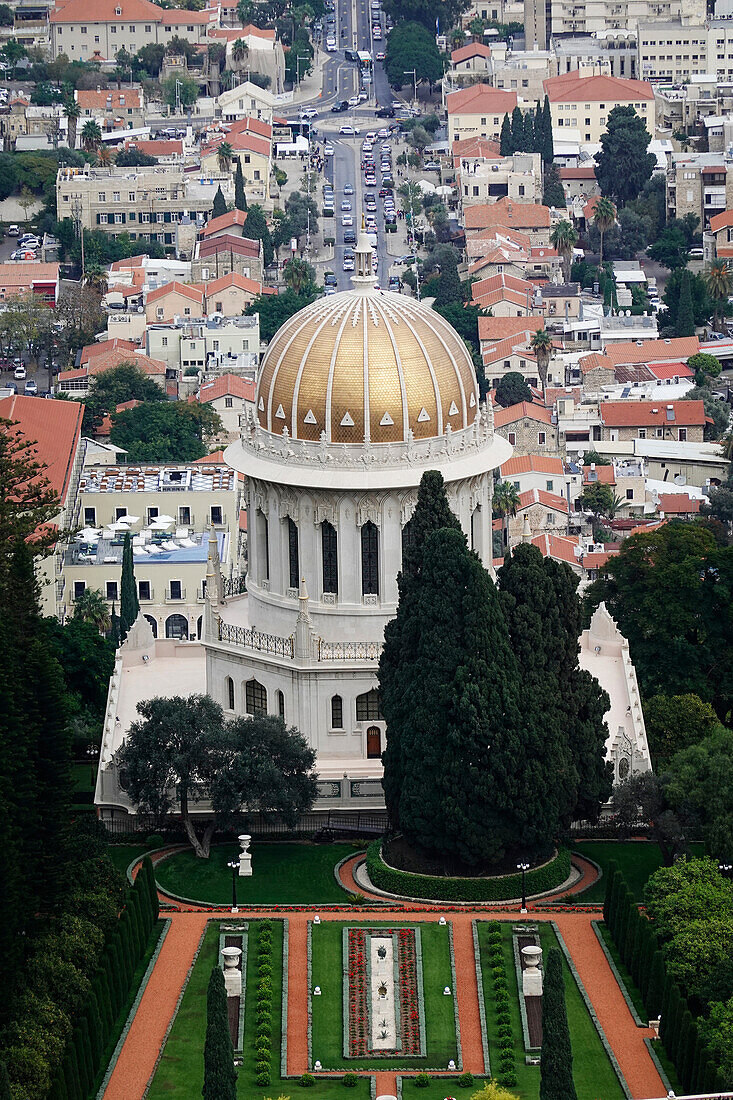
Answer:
(255, 286, 479, 445)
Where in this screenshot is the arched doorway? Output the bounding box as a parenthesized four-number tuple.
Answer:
(196, 615, 203, 639)
(366, 726, 382, 759)
(165, 613, 188, 639)
(144, 614, 158, 638)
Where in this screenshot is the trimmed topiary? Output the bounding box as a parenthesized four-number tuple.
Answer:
(300, 1072, 316, 1087)
(499, 1071, 518, 1087)
(497, 1023, 513, 1039)
(255, 1036, 270, 1054)
(457, 1072, 474, 1087)
(498, 1035, 513, 1051)
(342, 1073, 359, 1087)
(256, 1072, 271, 1086)
(414, 1073, 430, 1088)
(496, 1011, 511, 1027)
(255, 1060, 270, 1075)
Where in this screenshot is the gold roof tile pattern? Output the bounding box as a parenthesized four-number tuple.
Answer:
(257, 288, 479, 444)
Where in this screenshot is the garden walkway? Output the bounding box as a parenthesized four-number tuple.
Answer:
(105, 856, 664, 1100)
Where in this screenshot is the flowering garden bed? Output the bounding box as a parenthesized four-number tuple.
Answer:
(344, 926, 425, 1058)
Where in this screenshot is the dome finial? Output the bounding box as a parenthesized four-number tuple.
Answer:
(352, 214, 376, 287)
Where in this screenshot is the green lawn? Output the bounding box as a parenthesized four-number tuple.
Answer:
(154, 842, 359, 904)
(476, 921, 625, 1100)
(310, 920, 458, 1071)
(148, 919, 371, 1100)
(571, 841, 705, 903)
(400, 1075, 489, 1098)
(72, 762, 94, 791)
(107, 845, 148, 879)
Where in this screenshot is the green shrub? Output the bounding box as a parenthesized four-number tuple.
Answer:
(343, 1072, 359, 1087)
(255, 1036, 270, 1054)
(258, 963, 273, 979)
(257, 978, 272, 995)
(493, 976, 508, 992)
(256, 1006, 272, 1024)
(499, 1071, 517, 1087)
(497, 1023, 513, 1039)
(300, 1072, 316, 1087)
(145, 834, 165, 851)
(256, 1059, 270, 1074)
(457, 1072, 474, 1087)
(488, 948, 503, 963)
(499, 1052, 514, 1068)
(494, 990, 509, 1009)
(414, 1073, 431, 1088)
(497, 1035, 513, 1051)
(259, 941, 272, 956)
(488, 921, 502, 932)
(496, 1011, 511, 1026)
(256, 1022, 271, 1040)
(256, 1071, 271, 1086)
(491, 966, 505, 980)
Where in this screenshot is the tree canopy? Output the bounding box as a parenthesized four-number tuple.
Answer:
(595, 106, 656, 206)
(385, 21, 445, 89)
(665, 728, 733, 863)
(82, 361, 166, 434)
(495, 372, 532, 408)
(109, 401, 222, 462)
(643, 693, 719, 770)
(245, 286, 320, 342)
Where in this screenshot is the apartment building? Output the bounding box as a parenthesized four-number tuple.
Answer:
(543, 72, 655, 145)
(446, 84, 526, 145)
(459, 151, 543, 207)
(525, 0, 705, 50)
(56, 166, 234, 246)
(146, 314, 261, 375)
(448, 42, 493, 88)
(499, 453, 568, 495)
(217, 79, 293, 123)
(494, 401, 560, 454)
(490, 45, 557, 101)
(638, 20, 733, 84)
(598, 399, 705, 442)
(193, 373, 257, 434)
(200, 125, 272, 205)
(65, 463, 242, 638)
(554, 32, 638, 80)
(49, 0, 214, 60)
(666, 152, 733, 228)
(76, 87, 145, 131)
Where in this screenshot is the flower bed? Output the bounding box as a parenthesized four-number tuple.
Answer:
(345, 927, 424, 1059)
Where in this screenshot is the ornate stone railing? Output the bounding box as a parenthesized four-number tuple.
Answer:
(318, 639, 381, 661)
(218, 620, 294, 658)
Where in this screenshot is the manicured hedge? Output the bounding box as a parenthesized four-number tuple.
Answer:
(365, 842, 570, 902)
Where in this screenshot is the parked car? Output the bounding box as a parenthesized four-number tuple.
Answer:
(24, 378, 37, 395)
(14, 365, 26, 380)
(388, 275, 401, 291)
(11, 249, 36, 261)
(7, 224, 18, 236)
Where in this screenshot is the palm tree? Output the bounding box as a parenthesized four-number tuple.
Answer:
(73, 588, 111, 634)
(593, 197, 616, 269)
(550, 218, 579, 283)
(81, 120, 102, 154)
(283, 256, 316, 294)
(232, 38, 247, 67)
(65, 97, 80, 151)
(493, 480, 521, 554)
(530, 327, 553, 395)
(705, 258, 733, 331)
(216, 140, 234, 173)
(97, 145, 112, 167)
(83, 263, 108, 294)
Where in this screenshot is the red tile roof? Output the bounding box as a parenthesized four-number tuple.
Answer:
(500, 454, 564, 477)
(647, 361, 694, 380)
(604, 337, 699, 366)
(465, 198, 551, 231)
(599, 400, 705, 427)
(451, 42, 493, 62)
(239, 22, 276, 37)
(518, 488, 569, 513)
(197, 234, 262, 260)
(478, 315, 545, 342)
(494, 401, 553, 427)
(658, 493, 701, 514)
(452, 136, 502, 162)
(0, 395, 83, 503)
(201, 209, 249, 237)
(559, 165, 597, 179)
(81, 337, 137, 364)
(708, 210, 733, 232)
(583, 465, 616, 484)
(51, 0, 162, 21)
(447, 84, 517, 115)
(77, 88, 142, 110)
(582, 550, 618, 569)
(124, 139, 183, 157)
(531, 532, 580, 565)
(196, 373, 256, 403)
(146, 281, 204, 306)
(543, 71, 654, 103)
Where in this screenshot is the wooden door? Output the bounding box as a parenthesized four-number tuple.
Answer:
(366, 726, 381, 759)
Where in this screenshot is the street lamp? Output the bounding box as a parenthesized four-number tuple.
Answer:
(227, 859, 239, 912)
(517, 862, 530, 914)
(86, 741, 98, 787)
(403, 69, 417, 111)
(719, 862, 733, 879)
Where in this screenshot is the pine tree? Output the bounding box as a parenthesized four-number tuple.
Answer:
(120, 531, 139, 643)
(500, 113, 513, 156)
(433, 252, 463, 307)
(381, 525, 528, 865)
(47, 1073, 68, 1100)
(607, 869, 624, 940)
(212, 185, 227, 219)
(666, 987, 684, 1062)
(234, 158, 247, 211)
(540, 948, 578, 1100)
(542, 95, 554, 164)
(603, 860, 619, 925)
(380, 471, 460, 828)
(533, 100, 543, 152)
(244, 203, 273, 266)
(675, 269, 695, 337)
(511, 106, 525, 152)
(202, 966, 237, 1100)
(628, 910, 643, 981)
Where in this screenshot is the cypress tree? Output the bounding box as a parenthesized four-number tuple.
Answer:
(688, 1032, 702, 1096)
(511, 105, 525, 152)
(607, 869, 625, 940)
(85, 991, 104, 1069)
(0, 1062, 12, 1100)
(128, 890, 144, 958)
(104, 945, 122, 1016)
(540, 948, 578, 1100)
(141, 855, 160, 922)
(119, 531, 139, 643)
(666, 987, 684, 1062)
(500, 112, 513, 155)
(629, 911, 644, 982)
(243, 204, 273, 266)
(646, 950, 666, 1019)
(382, 524, 529, 866)
(675, 1010, 692, 1082)
(212, 185, 227, 219)
(675, 269, 695, 337)
(48, 1073, 68, 1100)
(234, 157, 247, 211)
(109, 601, 120, 649)
(533, 100, 543, 152)
(202, 966, 237, 1100)
(380, 471, 460, 830)
(94, 967, 114, 1040)
(73, 1026, 91, 1098)
(542, 94, 554, 164)
(637, 924, 653, 1002)
(63, 1048, 81, 1100)
(658, 972, 675, 1045)
(603, 860, 619, 926)
(702, 1058, 719, 1094)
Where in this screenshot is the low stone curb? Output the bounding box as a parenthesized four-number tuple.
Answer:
(471, 920, 491, 1076)
(591, 920, 646, 1027)
(551, 920, 633, 1100)
(447, 921, 463, 1072)
(280, 918, 290, 1079)
(644, 1036, 674, 1095)
(333, 852, 390, 906)
(95, 919, 170, 1100)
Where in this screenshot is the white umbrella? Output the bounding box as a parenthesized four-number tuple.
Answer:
(416, 179, 436, 194)
(110, 519, 132, 531)
(102, 527, 116, 539)
(116, 513, 140, 524)
(76, 527, 101, 541)
(145, 544, 163, 554)
(155, 514, 175, 524)
(148, 518, 174, 530)
(435, 185, 454, 196)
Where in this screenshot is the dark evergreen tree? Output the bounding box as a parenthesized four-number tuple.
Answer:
(607, 867, 625, 940)
(109, 600, 120, 649)
(381, 525, 529, 865)
(543, 163, 566, 209)
(637, 924, 653, 1001)
(211, 185, 227, 219)
(542, 95, 554, 164)
(675, 269, 695, 337)
(120, 531, 140, 643)
(202, 966, 237, 1100)
(603, 860, 619, 926)
(381, 471, 460, 828)
(244, 203, 273, 266)
(234, 157, 247, 211)
(47, 1073, 68, 1100)
(432, 251, 463, 307)
(675, 1010, 692, 1080)
(62, 1048, 81, 1100)
(533, 99, 542, 150)
(658, 972, 676, 1046)
(0, 1062, 12, 1100)
(94, 966, 114, 1038)
(500, 112, 513, 155)
(540, 948, 578, 1100)
(85, 991, 103, 1069)
(511, 105, 525, 152)
(141, 855, 160, 921)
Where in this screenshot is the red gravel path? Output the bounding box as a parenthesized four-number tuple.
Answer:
(286, 915, 309, 1076)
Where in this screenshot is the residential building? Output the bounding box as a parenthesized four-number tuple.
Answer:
(200, 126, 272, 205)
(193, 373, 257, 434)
(665, 152, 733, 228)
(706, 208, 733, 261)
(464, 197, 552, 244)
(581, 458, 646, 515)
(447, 41, 493, 89)
(525, 0, 704, 50)
(217, 79, 294, 123)
(506, 487, 570, 543)
(446, 84, 527, 145)
(559, 165, 598, 205)
(494, 400, 560, 454)
(598, 399, 705, 442)
(0, 395, 85, 618)
(66, 463, 242, 637)
(146, 314, 261, 375)
(57, 347, 171, 396)
(145, 281, 204, 323)
(223, 25, 286, 94)
(499, 452, 568, 494)
(472, 271, 541, 315)
(49, 0, 214, 60)
(0, 262, 59, 305)
(657, 491, 702, 517)
(192, 233, 266, 285)
(543, 71, 655, 145)
(76, 87, 145, 131)
(553, 32, 638, 80)
(56, 166, 235, 247)
(122, 138, 185, 163)
(458, 151, 543, 209)
(490, 45, 557, 100)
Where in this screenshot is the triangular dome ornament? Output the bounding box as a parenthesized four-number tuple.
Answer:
(379, 411, 394, 426)
(469, 392, 476, 408)
(417, 407, 430, 422)
(275, 403, 285, 419)
(258, 396, 265, 411)
(448, 400, 459, 416)
(304, 409, 317, 425)
(340, 411, 354, 426)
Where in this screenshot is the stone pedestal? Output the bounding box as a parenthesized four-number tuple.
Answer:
(222, 946, 242, 996)
(522, 945, 543, 997)
(238, 834, 252, 877)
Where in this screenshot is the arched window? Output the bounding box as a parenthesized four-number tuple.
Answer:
(165, 613, 188, 639)
(322, 520, 338, 594)
(356, 688, 382, 722)
(245, 678, 267, 716)
(258, 509, 269, 582)
(401, 517, 414, 568)
(196, 615, 203, 639)
(287, 517, 299, 590)
(331, 694, 343, 729)
(144, 614, 158, 638)
(361, 521, 379, 595)
(277, 689, 285, 719)
(226, 676, 235, 711)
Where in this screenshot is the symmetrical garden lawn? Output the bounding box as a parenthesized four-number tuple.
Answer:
(147, 919, 371, 1100)
(571, 840, 705, 902)
(476, 921, 625, 1100)
(154, 841, 358, 904)
(310, 920, 458, 1071)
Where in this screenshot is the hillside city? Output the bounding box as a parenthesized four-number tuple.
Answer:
(0, 0, 732, 1097)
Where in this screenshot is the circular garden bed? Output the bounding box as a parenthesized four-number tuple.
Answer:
(365, 840, 571, 902)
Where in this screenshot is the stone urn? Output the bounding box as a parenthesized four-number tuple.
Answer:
(522, 944, 543, 997)
(238, 834, 252, 877)
(221, 946, 242, 996)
